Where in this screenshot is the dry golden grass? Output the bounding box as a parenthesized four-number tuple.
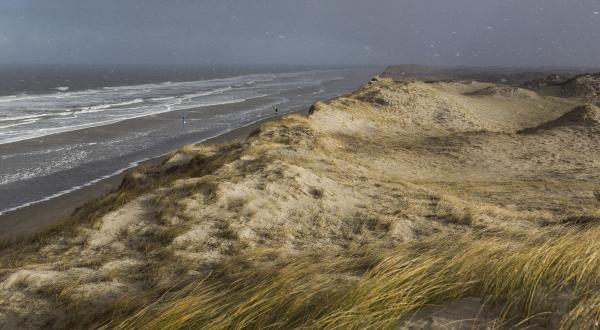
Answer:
(104, 226, 600, 329)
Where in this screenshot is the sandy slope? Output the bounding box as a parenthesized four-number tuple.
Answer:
(1, 76, 599, 328)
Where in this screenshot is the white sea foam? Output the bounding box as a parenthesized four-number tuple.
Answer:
(0, 118, 40, 129)
(0, 69, 342, 145)
(79, 98, 145, 112)
(0, 94, 37, 104)
(0, 158, 149, 216)
(182, 86, 232, 99)
(0, 114, 47, 122)
(95, 98, 143, 108)
(0, 96, 257, 145)
(150, 96, 177, 101)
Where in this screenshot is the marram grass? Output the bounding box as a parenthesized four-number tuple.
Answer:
(106, 227, 600, 329)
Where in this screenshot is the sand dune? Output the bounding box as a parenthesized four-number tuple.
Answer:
(519, 72, 600, 103)
(560, 73, 600, 98)
(524, 104, 600, 131)
(520, 73, 572, 90)
(1, 74, 600, 328)
(467, 85, 541, 99)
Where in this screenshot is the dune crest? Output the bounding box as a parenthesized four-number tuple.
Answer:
(560, 73, 600, 98)
(549, 104, 600, 126)
(523, 104, 600, 132)
(467, 85, 540, 99)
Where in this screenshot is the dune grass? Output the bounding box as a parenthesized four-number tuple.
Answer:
(102, 225, 600, 329)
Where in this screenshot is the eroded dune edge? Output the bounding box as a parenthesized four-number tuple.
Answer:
(2, 76, 600, 329)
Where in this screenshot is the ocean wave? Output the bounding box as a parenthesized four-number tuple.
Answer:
(0, 118, 40, 129)
(150, 96, 177, 101)
(0, 114, 48, 122)
(182, 86, 232, 99)
(0, 95, 259, 145)
(0, 86, 231, 125)
(81, 98, 145, 111)
(0, 94, 37, 104)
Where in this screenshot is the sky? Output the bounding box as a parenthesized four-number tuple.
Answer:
(1, 0, 599, 67)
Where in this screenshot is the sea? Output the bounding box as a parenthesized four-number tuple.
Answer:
(0, 65, 380, 216)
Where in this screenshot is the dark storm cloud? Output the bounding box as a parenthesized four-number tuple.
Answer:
(1, 0, 599, 67)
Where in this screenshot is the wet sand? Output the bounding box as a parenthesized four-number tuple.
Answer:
(0, 108, 308, 242)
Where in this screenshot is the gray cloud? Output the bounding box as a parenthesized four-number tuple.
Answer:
(1, 0, 599, 67)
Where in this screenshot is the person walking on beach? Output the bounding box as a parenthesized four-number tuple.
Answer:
(182, 113, 186, 125)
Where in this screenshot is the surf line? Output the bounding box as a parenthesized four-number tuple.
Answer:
(0, 108, 294, 217)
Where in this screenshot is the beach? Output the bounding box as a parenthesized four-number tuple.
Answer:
(0, 67, 379, 241)
(0, 110, 299, 241)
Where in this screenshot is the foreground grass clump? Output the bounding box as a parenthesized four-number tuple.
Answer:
(107, 226, 600, 329)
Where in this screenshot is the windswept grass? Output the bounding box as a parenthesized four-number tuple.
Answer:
(106, 226, 600, 329)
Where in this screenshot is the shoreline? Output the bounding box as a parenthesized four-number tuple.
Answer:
(0, 108, 308, 242)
